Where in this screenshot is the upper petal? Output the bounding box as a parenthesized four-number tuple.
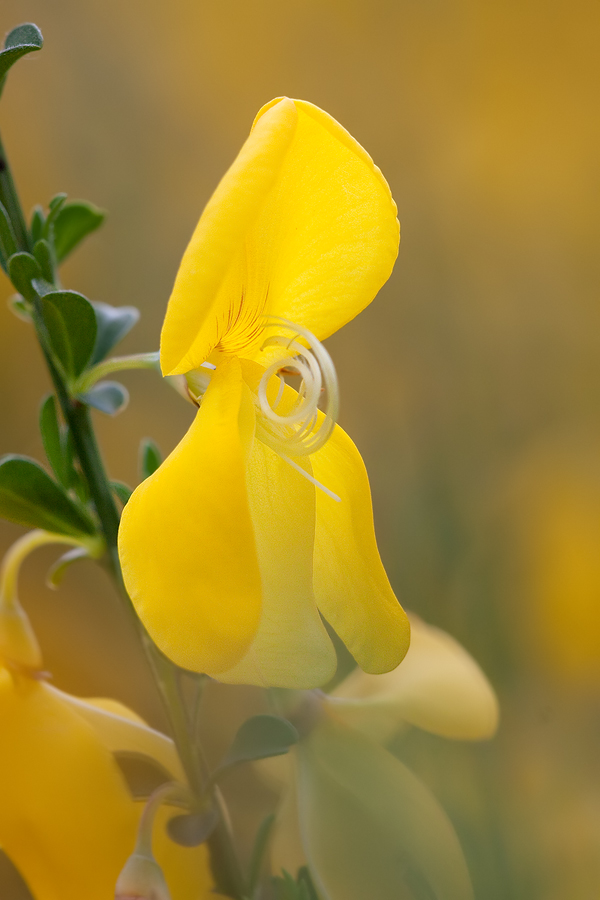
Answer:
(161, 98, 298, 375)
(161, 98, 399, 374)
(311, 423, 410, 674)
(255, 99, 399, 349)
(118, 358, 262, 674)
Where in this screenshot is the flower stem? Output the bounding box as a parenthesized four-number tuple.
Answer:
(74, 350, 160, 394)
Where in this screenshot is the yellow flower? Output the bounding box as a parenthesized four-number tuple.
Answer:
(268, 616, 498, 899)
(0, 666, 215, 900)
(331, 612, 499, 742)
(118, 97, 410, 688)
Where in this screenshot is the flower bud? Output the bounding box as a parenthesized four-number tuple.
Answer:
(115, 852, 171, 900)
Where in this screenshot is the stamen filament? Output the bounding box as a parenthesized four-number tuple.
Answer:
(280, 453, 341, 503)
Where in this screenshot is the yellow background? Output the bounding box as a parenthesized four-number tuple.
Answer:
(1, 1, 599, 896)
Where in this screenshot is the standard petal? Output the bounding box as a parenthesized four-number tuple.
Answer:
(161, 98, 398, 375)
(311, 424, 410, 674)
(331, 614, 500, 742)
(118, 358, 262, 674)
(252, 98, 399, 349)
(161, 98, 298, 375)
(217, 439, 337, 688)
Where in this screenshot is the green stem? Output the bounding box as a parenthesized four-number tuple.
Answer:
(0, 130, 31, 252)
(145, 643, 247, 899)
(0, 126, 246, 897)
(74, 350, 160, 394)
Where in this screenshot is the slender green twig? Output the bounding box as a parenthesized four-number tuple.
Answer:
(0, 130, 30, 252)
(74, 350, 160, 394)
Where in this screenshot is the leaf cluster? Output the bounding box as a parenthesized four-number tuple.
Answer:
(273, 868, 320, 900)
(0, 24, 150, 551)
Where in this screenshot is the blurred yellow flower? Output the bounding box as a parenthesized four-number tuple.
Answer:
(269, 615, 498, 899)
(0, 666, 214, 900)
(119, 97, 410, 687)
(331, 612, 499, 742)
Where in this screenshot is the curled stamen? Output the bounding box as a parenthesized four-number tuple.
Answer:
(255, 316, 339, 459)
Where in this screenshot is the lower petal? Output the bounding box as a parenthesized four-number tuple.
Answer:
(118, 358, 262, 674)
(217, 440, 337, 688)
(311, 424, 410, 673)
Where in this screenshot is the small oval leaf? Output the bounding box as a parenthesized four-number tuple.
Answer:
(79, 380, 129, 415)
(222, 715, 299, 770)
(0, 23, 43, 89)
(33, 238, 54, 282)
(0, 455, 96, 536)
(140, 437, 162, 480)
(40, 290, 97, 378)
(8, 295, 30, 322)
(91, 301, 140, 364)
(53, 200, 105, 263)
(7, 252, 42, 301)
(111, 480, 133, 505)
(30, 205, 45, 243)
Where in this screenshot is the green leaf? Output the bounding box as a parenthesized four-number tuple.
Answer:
(248, 813, 276, 896)
(273, 870, 318, 900)
(297, 867, 321, 900)
(139, 437, 162, 480)
(0, 23, 43, 92)
(111, 480, 133, 505)
(30, 205, 45, 243)
(7, 251, 42, 301)
(79, 380, 129, 415)
(8, 295, 31, 322)
(39, 394, 68, 486)
(41, 193, 68, 242)
(221, 715, 299, 770)
(40, 290, 97, 378)
(167, 807, 218, 847)
(0, 455, 96, 536)
(33, 238, 54, 282)
(49, 193, 67, 212)
(91, 301, 140, 365)
(297, 716, 473, 900)
(0, 201, 17, 267)
(53, 200, 105, 263)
